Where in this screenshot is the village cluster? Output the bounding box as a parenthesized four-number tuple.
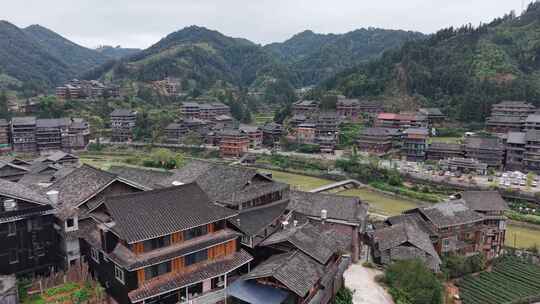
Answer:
(0, 149, 510, 303)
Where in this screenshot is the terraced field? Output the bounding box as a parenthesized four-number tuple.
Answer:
(457, 257, 540, 304)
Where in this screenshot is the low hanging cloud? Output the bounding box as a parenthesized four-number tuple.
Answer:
(1, 0, 526, 49)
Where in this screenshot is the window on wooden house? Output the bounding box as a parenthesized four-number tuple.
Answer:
(144, 261, 171, 280)
(91, 247, 100, 263)
(143, 235, 171, 252)
(114, 265, 125, 284)
(8, 222, 16, 236)
(184, 225, 208, 241)
(184, 249, 208, 266)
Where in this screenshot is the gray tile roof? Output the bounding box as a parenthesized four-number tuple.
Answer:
(464, 137, 503, 150)
(0, 179, 50, 205)
(104, 183, 237, 243)
(487, 116, 524, 123)
(242, 250, 325, 298)
(372, 223, 441, 270)
(110, 109, 136, 116)
(11, 116, 36, 126)
(507, 132, 526, 144)
(419, 108, 444, 116)
(359, 127, 401, 137)
(403, 128, 429, 135)
(108, 166, 172, 189)
(460, 191, 508, 212)
(260, 223, 338, 264)
(45, 164, 117, 207)
(289, 191, 367, 224)
(162, 161, 288, 206)
(36, 118, 70, 128)
(129, 249, 253, 303)
(526, 114, 540, 123)
(0, 119, 8, 126)
(229, 201, 289, 237)
(415, 201, 484, 228)
(525, 130, 540, 142)
(428, 142, 463, 151)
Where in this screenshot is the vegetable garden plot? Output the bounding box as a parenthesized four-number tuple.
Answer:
(457, 256, 540, 304)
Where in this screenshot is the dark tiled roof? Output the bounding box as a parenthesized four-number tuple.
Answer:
(493, 101, 534, 107)
(0, 119, 8, 126)
(229, 201, 288, 237)
(11, 116, 36, 126)
(289, 191, 367, 224)
(525, 130, 540, 142)
(526, 114, 540, 123)
(386, 213, 437, 237)
(460, 191, 508, 212)
(104, 184, 237, 243)
(36, 118, 69, 128)
(0, 161, 29, 176)
(487, 116, 523, 123)
(110, 109, 136, 116)
(0, 179, 50, 205)
(337, 98, 360, 106)
(163, 161, 288, 206)
(239, 124, 261, 133)
(129, 250, 253, 303)
(403, 128, 429, 135)
(218, 128, 245, 137)
(294, 100, 318, 106)
(419, 108, 444, 116)
(428, 142, 463, 151)
(108, 166, 172, 189)
(45, 164, 117, 207)
(262, 122, 283, 132)
(373, 223, 440, 264)
(415, 201, 484, 228)
(464, 137, 503, 150)
(242, 251, 324, 298)
(359, 127, 400, 137)
(507, 132, 526, 144)
(260, 223, 338, 264)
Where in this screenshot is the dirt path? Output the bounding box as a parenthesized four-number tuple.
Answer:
(344, 264, 395, 304)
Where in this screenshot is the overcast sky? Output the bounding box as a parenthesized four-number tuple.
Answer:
(1, 0, 529, 49)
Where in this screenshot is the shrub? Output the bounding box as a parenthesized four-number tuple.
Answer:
(362, 261, 376, 268)
(384, 259, 443, 304)
(335, 288, 354, 304)
(442, 253, 487, 279)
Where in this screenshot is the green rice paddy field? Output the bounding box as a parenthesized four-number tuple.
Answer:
(263, 169, 540, 249)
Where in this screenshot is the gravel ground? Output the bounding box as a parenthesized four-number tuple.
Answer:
(344, 264, 395, 304)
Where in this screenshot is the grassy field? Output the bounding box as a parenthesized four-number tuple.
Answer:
(259, 169, 333, 191)
(339, 188, 421, 216)
(506, 224, 540, 249)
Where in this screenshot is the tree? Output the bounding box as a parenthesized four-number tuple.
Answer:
(335, 288, 353, 304)
(0, 90, 9, 119)
(384, 259, 443, 304)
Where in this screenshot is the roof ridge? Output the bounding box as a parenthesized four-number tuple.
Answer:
(106, 183, 199, 200)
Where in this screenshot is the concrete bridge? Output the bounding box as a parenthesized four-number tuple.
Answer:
(309, 179, 364, 193)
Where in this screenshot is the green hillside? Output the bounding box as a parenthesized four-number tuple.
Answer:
(321, 3, 540, 122)
(266, 28, 426, 85)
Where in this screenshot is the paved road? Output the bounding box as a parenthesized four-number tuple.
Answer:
(344, 264, 394, 304)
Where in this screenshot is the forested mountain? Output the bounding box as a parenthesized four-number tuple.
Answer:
(95, 45, 141, 59)
(0, 21, 73, 89)
(88, 26, 295, 91)
(23, 25, 109, 72)
(265, 28, 426, 85)
(0, 22, 137, 91)
(321, 2, 540, 122)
